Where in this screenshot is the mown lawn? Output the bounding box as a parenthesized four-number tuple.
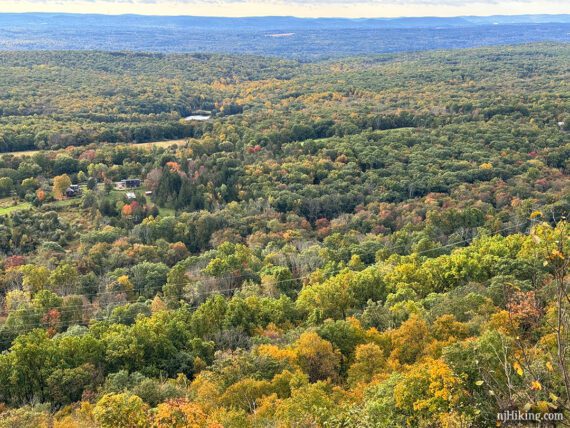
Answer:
(158, 207, 176, 217)
(46, 199, 80, 209)
(0, 201, 32, 215)
(3, 138, 188, 158)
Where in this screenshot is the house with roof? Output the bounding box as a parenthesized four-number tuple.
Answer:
(114, 178, 141, 190)
(65, 184, 82, 198)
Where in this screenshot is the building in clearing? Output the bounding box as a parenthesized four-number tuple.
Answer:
(65, 184, 81, 198)
(115, 178, 141, 190)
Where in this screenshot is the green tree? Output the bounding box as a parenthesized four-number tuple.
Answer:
(0, 176, 14, 197)
(93, 392, 149, 428)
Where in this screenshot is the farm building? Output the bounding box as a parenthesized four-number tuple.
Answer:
(115, 178, 141, 190)
(65, 185, 81, 198)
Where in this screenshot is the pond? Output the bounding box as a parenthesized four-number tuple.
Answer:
(184, 115, 211, 121)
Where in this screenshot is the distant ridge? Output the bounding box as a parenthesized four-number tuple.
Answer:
(0, 13, 569, 58)
(2, 13, 569, 28)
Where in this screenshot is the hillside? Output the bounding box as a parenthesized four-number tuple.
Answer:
(0, 44, 568, 426)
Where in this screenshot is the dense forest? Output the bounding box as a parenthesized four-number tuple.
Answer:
(0, 43, 568, 427)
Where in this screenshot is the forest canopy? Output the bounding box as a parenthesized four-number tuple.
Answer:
(0, 43, 568, 427)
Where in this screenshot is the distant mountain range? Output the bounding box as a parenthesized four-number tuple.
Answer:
(3, 13, 570, 29)
(0, 13, 569, 58)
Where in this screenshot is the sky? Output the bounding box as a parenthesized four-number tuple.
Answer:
(0, 0, 568, 18)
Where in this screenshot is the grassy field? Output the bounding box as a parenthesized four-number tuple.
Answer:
(0, 201, 32, 215)
(0, 197, 83, 215)
(3, 149, 42, 158)
(158, 207, 176, 217)
(128, 139, 188, 150)
(46, 199, 81, 209)
(3, 139, 189, 158)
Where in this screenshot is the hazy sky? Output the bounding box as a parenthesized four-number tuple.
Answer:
(0, 0, 568, 18)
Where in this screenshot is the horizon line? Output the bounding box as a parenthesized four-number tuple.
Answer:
(1, 11, 570, 20)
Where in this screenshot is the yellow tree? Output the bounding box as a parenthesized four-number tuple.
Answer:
(519, 220, 570, 407)
(19, 264, 51, 293)
(272, 381, 343, 427)
(394, 358, 465, 427)
(53, 174, 72, 200)
(388, 314, 431, 367)
(152, 399, 210, 428)
(294, 331, 341, 383)
(93, 393, 149, 428)
(347, 343, 386, 386)
(220, 378, 273, 413)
